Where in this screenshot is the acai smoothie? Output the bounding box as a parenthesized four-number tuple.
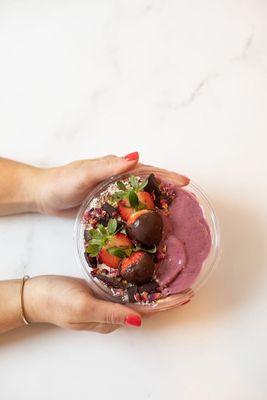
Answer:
(79, 172, 212, 306)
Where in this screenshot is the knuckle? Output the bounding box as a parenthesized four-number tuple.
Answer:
(103, 155, 116, 167)
(105, 306, 123, 325)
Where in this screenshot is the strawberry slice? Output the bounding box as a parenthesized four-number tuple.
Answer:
(127, 209, 149, 225)
(120, 251, 155, 285)
(120, 251, 144, 275)
(118, 199, 134, 222)
(118, 192, 154, 221)
(99, 233, 132, 268)
(137, 191, 154, 209)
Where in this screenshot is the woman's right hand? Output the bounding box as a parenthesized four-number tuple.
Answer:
(23, 275, 142, 333)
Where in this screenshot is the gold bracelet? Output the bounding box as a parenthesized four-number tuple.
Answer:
(20, 275, 31, 326)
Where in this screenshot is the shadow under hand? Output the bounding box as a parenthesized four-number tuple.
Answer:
(144, 198, 266, 331)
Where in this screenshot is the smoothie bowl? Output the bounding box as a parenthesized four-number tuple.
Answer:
(74, 168, 220, 313)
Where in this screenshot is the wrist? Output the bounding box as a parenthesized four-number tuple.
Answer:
(0, 158, 45, 215)
(23, 276, 48, 324)
(23, 275, 58, 325)
(16, 164, 44, 214)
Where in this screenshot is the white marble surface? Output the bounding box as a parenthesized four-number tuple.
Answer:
(0, 1, 267, 399)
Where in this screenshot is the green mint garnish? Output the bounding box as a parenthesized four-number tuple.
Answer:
(117, 181, 127, 191)
(129, 175, 139, 189)
(107, 218, 117, 235)
(89, 229, 103, 240)
(138, 178, 148, 191)
(99, 224, 108, 235)
(86, 244, 100, 257)
(111, 191, 125, 202)
(128, 190, 139, 208)
(111, 175, 149, 208)
(107, 247, 127, 258)
(107, 246, 134, 258)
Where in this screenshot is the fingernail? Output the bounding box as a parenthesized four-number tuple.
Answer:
(182, 176, 190, 185)
(125, 315, 142, 327)
(124, 151, 139, 161)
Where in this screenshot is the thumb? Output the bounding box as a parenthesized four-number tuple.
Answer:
(90, 297, 142, 327)
(89, 152, 139, 183)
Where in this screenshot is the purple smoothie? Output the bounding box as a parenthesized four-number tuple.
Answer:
(155, 186, 211, 294)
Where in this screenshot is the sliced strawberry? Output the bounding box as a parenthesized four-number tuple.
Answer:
(108, 233, 132, 248)
(118, 199, 134, 221)
(127, 209, 150, 225)
(120, 251, 155, 285)
(99, 233, 132, 269)
(120, 251, 144, 274)
(99, 248, 119, 268)
(118, 191, 154, 222)
(137, 191, 154, 209)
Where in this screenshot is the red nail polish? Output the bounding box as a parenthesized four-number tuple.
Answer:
(182, 176, 190, 186)
(125, 315, 142, 327)
(124, 151, 139, 161)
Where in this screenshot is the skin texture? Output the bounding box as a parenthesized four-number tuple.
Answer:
(0, 155, 189, 334)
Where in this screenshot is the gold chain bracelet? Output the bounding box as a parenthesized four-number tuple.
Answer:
(20, 275, 31, 326)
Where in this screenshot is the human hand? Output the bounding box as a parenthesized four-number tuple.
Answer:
(23, 275, 142, 333)
(36, 152, 139, 217)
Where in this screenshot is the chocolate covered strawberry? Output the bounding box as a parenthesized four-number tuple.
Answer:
(126, 209, 163, 247)
(120, 251, 155, 285)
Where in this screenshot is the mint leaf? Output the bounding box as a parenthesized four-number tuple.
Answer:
(129, 175, 139, 189)
(117, 181, 127, 191)
(111, 191, 125, 202)
(86, 244, 100, 257)
(98, 225, 107, 235)
(107, 218, 117, 235)
(128, 190, 139, 208)
(138, 178, 148, 191)
(89, 238, 105, 246)
(89, 229, 103, 240)
(107, 247, 127, 258)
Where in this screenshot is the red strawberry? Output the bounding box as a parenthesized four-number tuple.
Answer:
(99, 233, 132, 269)
(120, 251, 155, 285)
(127, 209, 149, 225)
(137, 191, 154, 209)
(118, 192, 154, 222)
(120, 251, 143, 274)
(118, 199, 134, 222)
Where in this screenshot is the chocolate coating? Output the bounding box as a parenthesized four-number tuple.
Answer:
(146, 173, 161, 196)
(121, 253, 155, 285)
(126, 210, 163, 247)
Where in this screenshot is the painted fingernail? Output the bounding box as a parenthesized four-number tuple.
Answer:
(125, 315, 142, 327)
(182, 176, 190, 185)
(124, 151, 139, 161)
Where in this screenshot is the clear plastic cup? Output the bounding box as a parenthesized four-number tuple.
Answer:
(74, 168, 221, 313)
